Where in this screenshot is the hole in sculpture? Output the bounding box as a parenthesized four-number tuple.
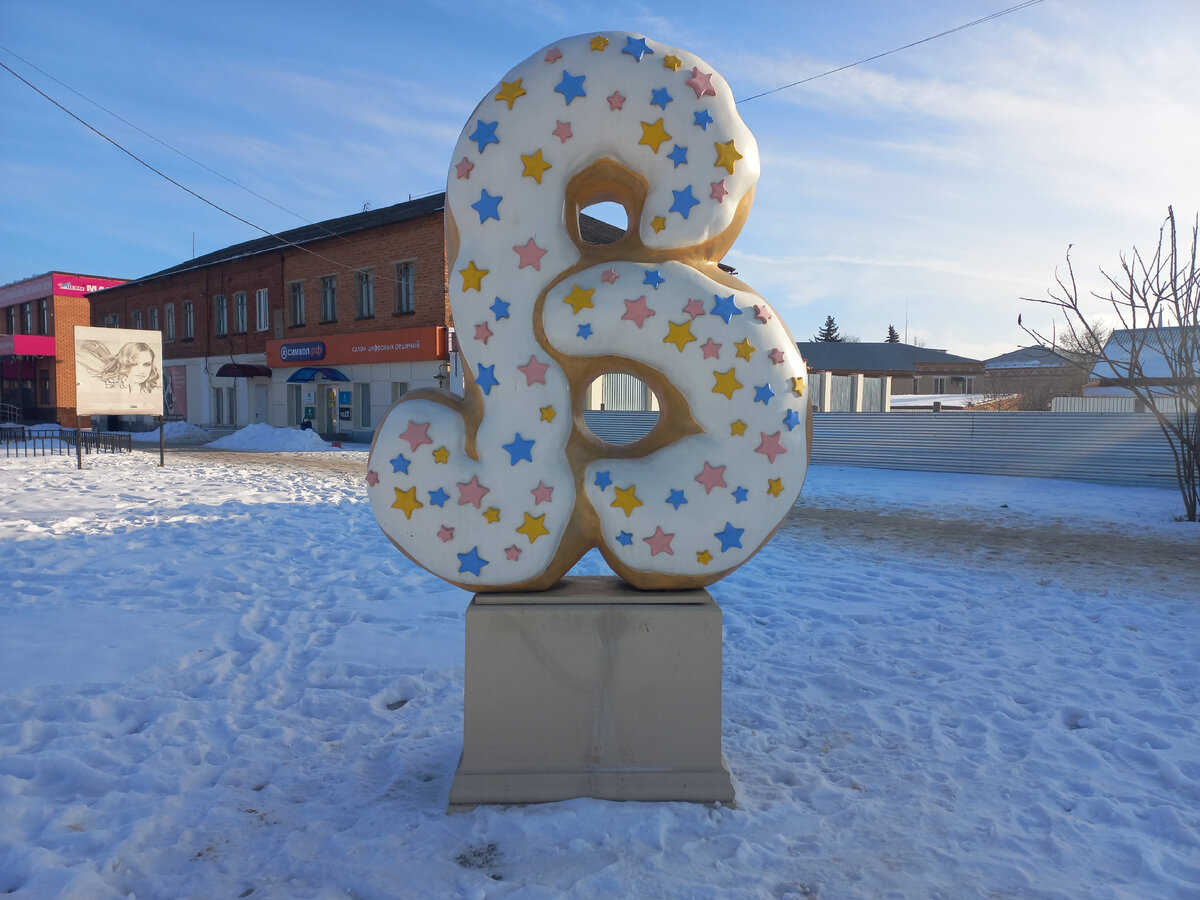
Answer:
(579, 201, 627, 244)
(584, 373, 660, 445)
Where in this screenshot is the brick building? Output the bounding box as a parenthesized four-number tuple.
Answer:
(87, 195, 451, 441)
(1, 272, 128, 425)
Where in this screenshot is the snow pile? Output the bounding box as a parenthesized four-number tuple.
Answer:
(129, 420, 213, 443)
(0, 456, 1197, 898)
(206, 423, 333, 452)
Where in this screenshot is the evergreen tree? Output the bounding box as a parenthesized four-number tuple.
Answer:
(813, 315, 843, 342)
(886, 324, 901, 343)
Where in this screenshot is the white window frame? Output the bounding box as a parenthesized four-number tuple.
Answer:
(234, 291, 247, 334)
(165, 303, 176, 342)
(356, 271, 375, 318)
(183, 302, 194, 339)
(148, 307, 159, 331)
(393, 261, 414, 315)
(215, 295, 227, 336)
(320, 275, 337, 322)
(255, 289, 269, 331)
(132, 309, 143, 329)
(288, 281, 305, 326)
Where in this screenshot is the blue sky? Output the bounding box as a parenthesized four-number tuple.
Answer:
(3, 0, 1198, 358)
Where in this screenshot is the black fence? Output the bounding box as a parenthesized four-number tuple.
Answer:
(1, 426, 133, 458)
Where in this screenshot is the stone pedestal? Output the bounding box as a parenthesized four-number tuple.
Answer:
(448, 576, 734, 808)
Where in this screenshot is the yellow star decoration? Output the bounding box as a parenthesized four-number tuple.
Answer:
(432, 446, 450, 464)
(663, 320, 696, 352)
(730, 419, 747, 436)
(651, 216, 667, 233)
(697, 549, 713, 565)
(517, 512, 550, 544)
(767, 478, 784, 497)
(540, 405, 557, 423)
(590, 35, 610, 51)
(483, 507, 501, 524)
(735, 338, 756, 361)
(610, 485, 643, 518)
(391, 486, 423, 520)
(562, 284, 595, 314)
(663, 54, 682, 71)
(459, 261, 487, 292)
(712, 368, 743, 399)
(520, 149, 552, 184)
(639, 118, 672, 153)
(494, 78, 526, 110)
(714, 139, 743, 174)
(790, 376, 806, 397)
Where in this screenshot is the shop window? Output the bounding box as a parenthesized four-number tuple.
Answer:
(356, 271, 375, 318)
(256, 289, 269, 331)
(39, 372, 51, 405)
(287, 383, 302, 425)
(392, 381, 409, 401)
(227, 387, 237, 425)
(234, 292, 247, 334)
(357, 382, 371, 429)
(320, 276, 337, 322)
(215, 295, 228, 336)
(184, 302, 194, 339)
(212, 388, 223, 424)
(165, 304, 176, 342)
(289, 282, 305, 326)
(393, 262, 414, 315)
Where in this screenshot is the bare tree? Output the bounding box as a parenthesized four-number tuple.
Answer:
(1021, 207, 1199, 521)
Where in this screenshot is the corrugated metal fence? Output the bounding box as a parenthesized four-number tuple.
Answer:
(583, 410, 1180, 488)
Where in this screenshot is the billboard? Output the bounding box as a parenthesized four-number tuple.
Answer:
(74, 326, 164, 415)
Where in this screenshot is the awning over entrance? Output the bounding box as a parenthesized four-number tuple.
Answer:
(214, 363, 272, 378)
(286, 366, 350, 383)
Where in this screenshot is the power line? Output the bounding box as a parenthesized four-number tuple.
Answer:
(738, 0, 1046, 103)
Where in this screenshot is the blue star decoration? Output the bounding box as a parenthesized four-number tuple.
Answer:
(711, 293, 743, 324)
(577, 323, 593, 339)
(643, 269, 666, 290)
(670, 186, 700, 219)
(666, 488, 688, 510)
(783, 408, 801, 431)
(651, 87, 672, 109)
(389, 452, 411, 474)
(469, 120, 499, 153)
(622, 36, 654, 61)
(667, 144, 688, 168)
(693, 109, 713, 130)
(594, 470, 612, 491)
(502, 432, 535, 465)
(732, 486, 749, 504)
(471, 189, 502, 223)
(714, 522, 745, 552)
(754, 383, 776, 405)
(555, 71, 587, 104)
(490, 297, 510, 320)
(428, 487, 450, 507)
(616, 530, 633, 546)
(457, 547, 489, 577)
(476, 363, 499, 395)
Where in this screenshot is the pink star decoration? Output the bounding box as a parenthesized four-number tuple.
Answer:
(518, 355, 551, 386)
(643, 526, 675, 556)
(755, 431, 788, 464)
(365, 469, 380, 486)
(514, 237, 548, 270)
(695, 461, 727, 494)
(474, 322, 493, 344)
(683, 297, 706, 319)
(531, 481, 554, 504)
(399, 420, 432, 451)
(545, 48, 563, 63)
(437, 525, 455, 543)
(686, 67, 717, 98)
(754, 304, 773, 324)
(505, 545, 522, 561)
(710, 180, 729, 202)
(454, 157, 474, 180)
(700, 338, 722, 359)
(457, 475, 490, 509)
(768, 347, 786, 365)
(621, 295, 656, 328)
(553, 121, 573, 143)
(601, 268, 619, 284)
(607, 91, 626, 110)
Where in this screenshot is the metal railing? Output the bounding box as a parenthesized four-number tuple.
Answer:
(1, 427, 133, 458)
(0, 403, 20, 424)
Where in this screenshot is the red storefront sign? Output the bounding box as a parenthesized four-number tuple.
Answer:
(0, 334, 57, 356)
(266, 326, 446, 368)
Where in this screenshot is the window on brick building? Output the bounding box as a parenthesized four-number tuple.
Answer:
(38, 299, 49, 334)
(184, 302, 194, 339)
(356, 271, 375, 318)
(234, 292, 247, 334)
(320, 276, 337, 322)
(4, 307, 14, 334)
(215, 295, 228, 336)
(165, 304, 176, 342)
(22, 303, 32, 333)
(288, 282, 305, 326)
(132, 309, 143, 329)
(149, 307, 159, 331)
(255, 289, 269, 331)
(933, 377, 946, 393)
(393, 262, 414, 315)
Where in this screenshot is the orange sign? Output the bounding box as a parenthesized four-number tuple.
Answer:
(267, 326, 446, 367)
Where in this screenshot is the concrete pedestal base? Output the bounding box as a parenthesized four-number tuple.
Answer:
(448, 576, 734, 808)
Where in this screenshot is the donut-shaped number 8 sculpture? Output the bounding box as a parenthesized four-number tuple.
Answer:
(367, 32, 810, 592)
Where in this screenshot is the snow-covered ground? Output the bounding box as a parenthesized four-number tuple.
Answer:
(1, 428, 1196, 899)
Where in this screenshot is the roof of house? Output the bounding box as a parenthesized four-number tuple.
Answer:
(984, 346, 1076, 370)
(797, 341, 981, 373)
(1089, 326, 1200, 381)
(103, 193, 625, 289)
